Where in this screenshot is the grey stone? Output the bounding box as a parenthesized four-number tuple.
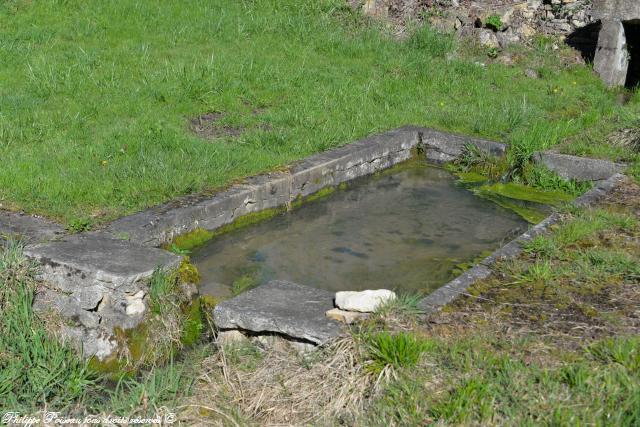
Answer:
(417, 127, 507, 163)
(61, 326, 118, 360)
(34, 289, 102, 329)
(593, 20, 630, 87)
(479, 29, 499, 48)
(24, 232, 181, 292)
(533, 151, 625, 182)
(593, 0, 640, 22)
(213, 280, 342, 345)
(0, 210, 65, 243)
(574, 173, 626, 207)
(334, 289, 396, 313)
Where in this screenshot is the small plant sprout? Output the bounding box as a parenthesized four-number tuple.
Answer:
(485, 14, 503, 32)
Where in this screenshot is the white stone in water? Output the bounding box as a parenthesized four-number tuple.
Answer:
(334, 289, 396, 313)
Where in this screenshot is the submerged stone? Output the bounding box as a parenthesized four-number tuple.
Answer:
(213, 280, 342, 345)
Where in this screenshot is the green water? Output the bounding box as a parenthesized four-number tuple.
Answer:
(192, 164, 529, 297)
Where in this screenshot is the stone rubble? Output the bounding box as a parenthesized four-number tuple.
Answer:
(354, 0, 595, 45)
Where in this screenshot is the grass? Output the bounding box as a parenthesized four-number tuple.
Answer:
(361, 331, 430, 374)
(1, 0, 639, 223)
(0, 240, 95, 412)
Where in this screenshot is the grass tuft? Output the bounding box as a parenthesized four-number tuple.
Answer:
(362, 331, 431, 374)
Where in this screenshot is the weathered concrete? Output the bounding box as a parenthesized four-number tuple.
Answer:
(593, 19, 630, 87)
(419, 173, 626, 314)
(0, 210, 65, 243)
(24, 233, 182, 359)
(532, 151, 626, 182)
(213, 280, 342, 345)
(107, 127, 421, 246)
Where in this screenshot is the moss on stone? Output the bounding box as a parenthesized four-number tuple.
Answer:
(181, 298, 204, 346)
(87, 351, 134, 380)
(231, 273, 260, 296)
(169, 228, 213, 252)
(207, 206, 287, 242)
(199, 294, 218, 309)
(177, 257, 201, 285)
(478, 182, 573, 206)
(455, 171, 490, 184)
(476, 190, 548, 224)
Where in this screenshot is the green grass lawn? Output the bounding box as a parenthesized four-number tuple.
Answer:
(1, 0, 639, 224)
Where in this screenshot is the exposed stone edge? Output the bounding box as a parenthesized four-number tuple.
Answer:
(419, 173, 627, 313)
(532, 151, 626, 183)
(105, 126, 506, 247)
(0, 210, 66, 244)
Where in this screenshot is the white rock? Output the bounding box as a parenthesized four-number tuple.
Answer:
(125, 298, 146, 316)
(334, 290, 396, 313)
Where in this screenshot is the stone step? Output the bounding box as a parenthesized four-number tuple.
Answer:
(213, 280, 342, 345)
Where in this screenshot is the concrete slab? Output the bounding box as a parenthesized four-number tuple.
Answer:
(24, 232, 181, 292)
(213, 280, 342, 345)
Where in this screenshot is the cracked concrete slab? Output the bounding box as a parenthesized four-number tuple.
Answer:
(213, 280, 342, 345)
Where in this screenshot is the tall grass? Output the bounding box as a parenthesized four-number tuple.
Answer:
(0, 240, 95, 411)
(0, 0, 638, 223)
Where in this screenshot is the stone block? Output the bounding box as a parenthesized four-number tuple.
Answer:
(532, 151, 625, 182)
(24, 232, 181, 291)
(593, 20, 630, 87)
(334, 289, 396, 313)
(213, 280, 342, 345)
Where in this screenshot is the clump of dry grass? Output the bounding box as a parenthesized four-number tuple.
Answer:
(181, 335, 379, 426)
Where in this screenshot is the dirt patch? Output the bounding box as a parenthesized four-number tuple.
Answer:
(189, 112, 245, 140)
